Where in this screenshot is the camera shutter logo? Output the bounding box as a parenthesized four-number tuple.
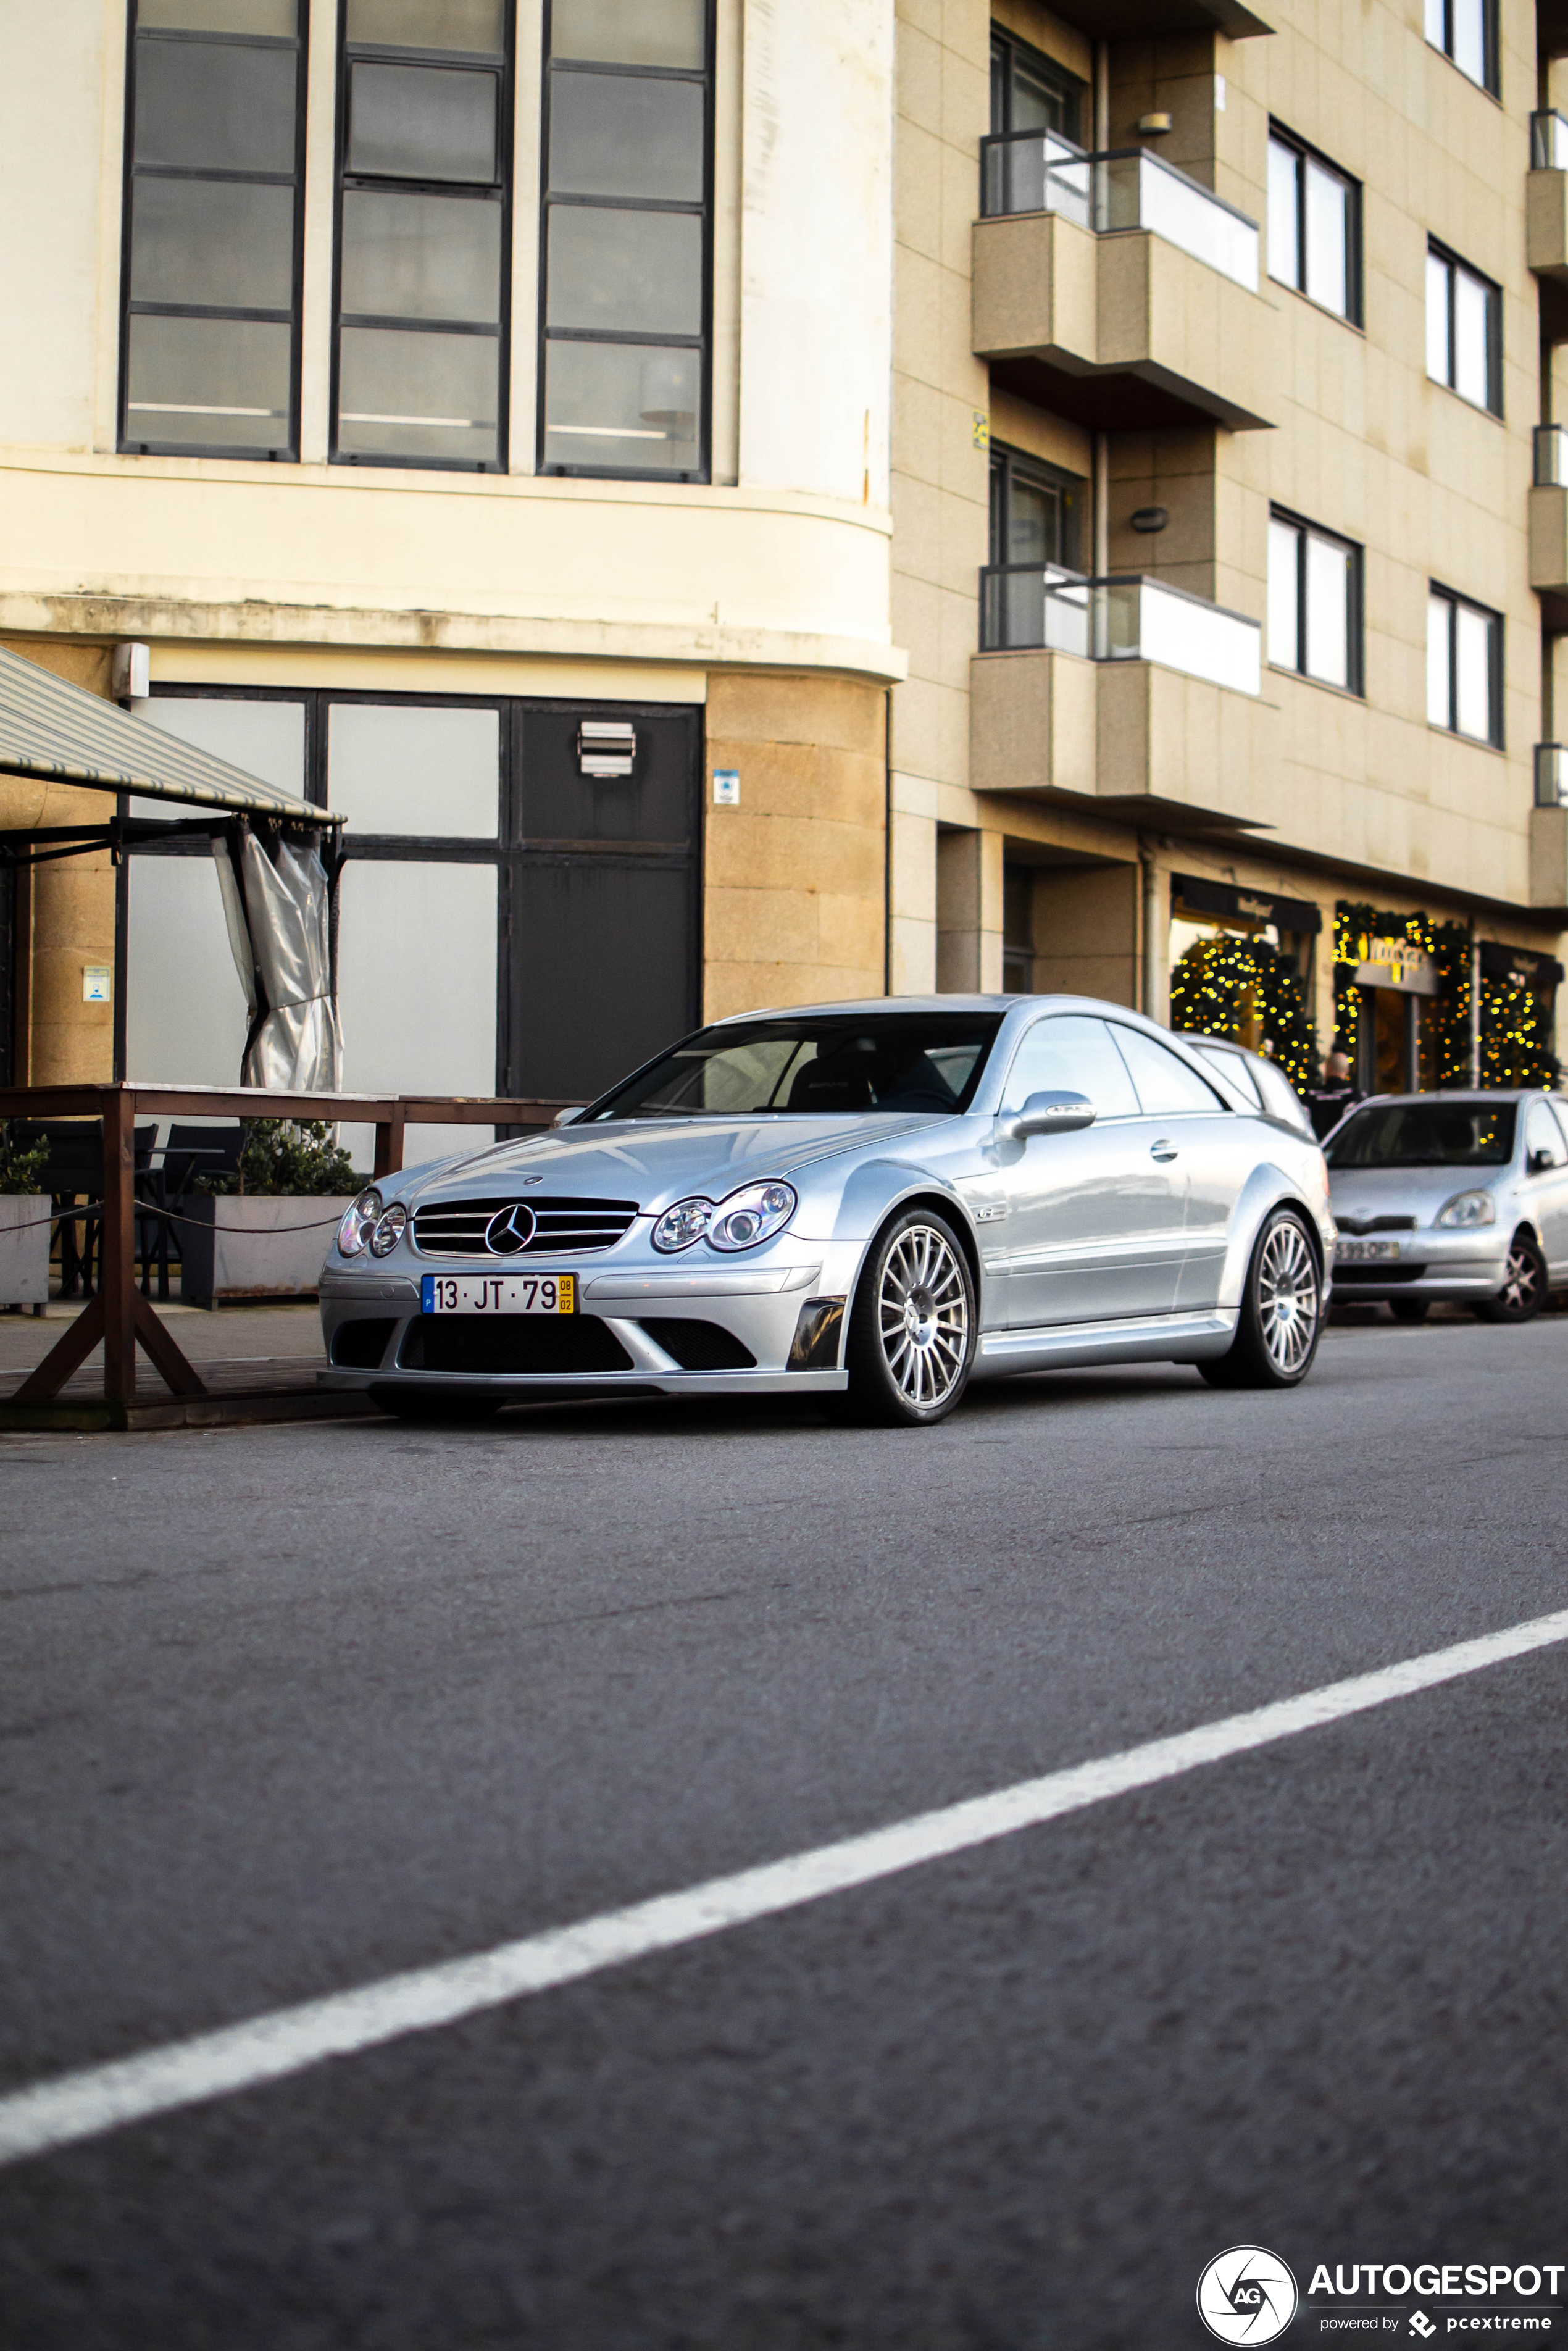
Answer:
(1197, 2247, 1299, 2344)
(485, 1203, 538, 1256)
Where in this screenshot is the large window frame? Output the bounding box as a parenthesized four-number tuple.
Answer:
(989, 25, 1083, 144)
(1427, 583, 1504, 748)
(1424, 0, 1499, 96)
(330, 4, 515, 474)
(1267, 507, 1364, 696)
(118, 1, 309, 461)
(536, 0, 717, 483)
(988, 445, 1084, 575)
(1266, 123, 1361, 326)
(1426, 240, 1503, 416)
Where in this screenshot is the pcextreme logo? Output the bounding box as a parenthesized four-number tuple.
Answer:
(1198, 2247, 1300, 2344)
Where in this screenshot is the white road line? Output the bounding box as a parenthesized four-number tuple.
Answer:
(4, 1604, 1567, 2171)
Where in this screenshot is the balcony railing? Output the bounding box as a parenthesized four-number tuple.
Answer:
(980, 567, 1262, 695)
(1536, 423, 1568, 485)
(1533, 109, 1568, 168)
(1536, 743, 1568, 806)
(978, 134, 1260, 291)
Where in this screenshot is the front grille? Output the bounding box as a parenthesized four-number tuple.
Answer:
(412, 1195, 639, 1257)
(1333, 1263, 1427, 1284)
(399, 1316, 635, 1374)
(1336, 1214, 1417, 1235)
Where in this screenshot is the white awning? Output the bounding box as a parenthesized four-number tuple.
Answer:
(0, 646, 340, 825)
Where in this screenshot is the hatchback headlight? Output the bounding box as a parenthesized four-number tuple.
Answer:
(709, 1180, 798, 1252)
(370, 1201, 408, 1257)
(653, 1196, 712, 1253)
(337, 1188, 382, 1258)
(1436, 1189, 1496, 1229)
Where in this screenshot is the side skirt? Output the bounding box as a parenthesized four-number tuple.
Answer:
(973, 1308, 1238, 1378)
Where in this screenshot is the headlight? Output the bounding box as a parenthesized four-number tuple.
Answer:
(1436, 1189, 1496, 1229)
(337, 1188, 382, 1258)
(653, 1196, 712, 1253)
(370, 1201, 408, 1257)
(708, 1180, 798, 1252)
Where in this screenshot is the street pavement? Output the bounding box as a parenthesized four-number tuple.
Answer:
(1, 1312, 1566, 2349)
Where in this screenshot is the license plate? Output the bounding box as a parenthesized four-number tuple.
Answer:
(421, 1273, 576, 1315)
(1336, 1239, 1401, 1263)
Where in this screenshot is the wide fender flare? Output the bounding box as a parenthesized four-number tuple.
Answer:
(822, 1159, 978, 1256)
(1216, 1163, 1326, 1311)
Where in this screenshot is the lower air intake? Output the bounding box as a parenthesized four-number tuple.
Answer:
(399, 1317, 635, 1374)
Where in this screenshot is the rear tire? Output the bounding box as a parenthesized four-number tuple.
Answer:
(370, 1386, 503, 1424)
(1475, 1231, 1546, 1324)
(842, 1209, 977, 1427)
(1198, 1207, 1324, 1390)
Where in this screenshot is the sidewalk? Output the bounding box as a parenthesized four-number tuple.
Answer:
(0, 1298, 378, 1432)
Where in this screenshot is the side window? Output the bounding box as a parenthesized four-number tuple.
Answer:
(1001, 1016, 1140, 1119)
(1111, 1025, 1228, 1115)
(1193, 1042, 1262, 1108)
(1526, 1100, 1566, 1166)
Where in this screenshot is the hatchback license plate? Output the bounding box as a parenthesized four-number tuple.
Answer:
(1336, 1239, 1401, 1263)
(421, 1274, 576, 1314)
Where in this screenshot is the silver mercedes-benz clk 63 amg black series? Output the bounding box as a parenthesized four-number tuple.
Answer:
(319, 996, 1335, 1427)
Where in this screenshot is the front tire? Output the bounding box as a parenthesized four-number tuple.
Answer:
(1198, 1207, 1324, 1390)
(1475, 1230, 1546, 1324)
(842, 1210, 976, 1427)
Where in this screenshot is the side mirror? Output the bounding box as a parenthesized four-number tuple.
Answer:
(553, 1105, 585, 1128)
(1528, 1146, 1558, 1174)
(996, 1090, 1097, 1145)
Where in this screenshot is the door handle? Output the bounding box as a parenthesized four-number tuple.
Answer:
(1150, 1140, 1179, 1162)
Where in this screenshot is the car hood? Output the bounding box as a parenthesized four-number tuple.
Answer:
(396, 1113, 949, 1211)
(1328, 1163, 1512, 1226)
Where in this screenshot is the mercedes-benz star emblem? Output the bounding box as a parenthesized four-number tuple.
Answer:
(485, 1202, 537, 1255)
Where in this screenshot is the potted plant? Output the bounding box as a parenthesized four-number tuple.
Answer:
(0, 1121, 50, 1313)
(178, 1121, 367, 1309)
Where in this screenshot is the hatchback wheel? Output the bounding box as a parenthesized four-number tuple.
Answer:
(1199, 1207, 1323, 1390)
(843, 1210, 976, 1426)
(1476, 1231, 1546, 1324)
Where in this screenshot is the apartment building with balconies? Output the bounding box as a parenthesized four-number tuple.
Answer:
(895, 0, 1568, 1093)
(1, 0, 1564, 1111)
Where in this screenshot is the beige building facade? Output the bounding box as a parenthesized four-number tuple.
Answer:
(1, 0, 1565, 1105)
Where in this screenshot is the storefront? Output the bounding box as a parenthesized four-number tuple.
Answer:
(1353, 932, 1440, 1095)
(1167, 875, 1322, 1087)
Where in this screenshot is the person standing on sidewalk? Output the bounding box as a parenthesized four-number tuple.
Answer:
(1306, 1048, 1363, 1142)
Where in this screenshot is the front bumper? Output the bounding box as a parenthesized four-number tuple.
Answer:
(1330, 1226, 1508, 1303)
(318, 1250, 856, 1398)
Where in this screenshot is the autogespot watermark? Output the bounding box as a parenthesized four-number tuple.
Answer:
(1198, 2254, 1566, 2339)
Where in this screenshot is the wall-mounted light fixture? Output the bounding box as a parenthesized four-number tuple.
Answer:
(1130, 506, 1169, 533)
(1137, 112, 1172, 135)
(578, 719, 636, 778)
(111, 641, 150, 701)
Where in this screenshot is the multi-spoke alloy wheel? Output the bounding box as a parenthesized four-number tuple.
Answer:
(1199, 1206, 1324, 1390)
(1256, 1213, 1320, 1377)
(843, 1209, 977, 1425)
(1478, 1230, 1546, 1324)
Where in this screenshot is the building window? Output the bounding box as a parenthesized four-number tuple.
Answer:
(120, 0, 307, 459)
(332, 0, 512, 471)
(990, 27, 1083, 143)
(1424, 0, 1498, 94)
(1428, 585, 1503, 746)
(1426, 241, 1501, 414)
(1267, 509, 1362, 694)
(1003, 866, 1035, 995)
(538, 0, 712, 480)
(1266, 127, 1360, 324)
(989, 446, 1083, 573)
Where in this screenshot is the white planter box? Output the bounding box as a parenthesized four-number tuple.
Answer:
(179, 1196, 352, 1308)
(0, 1195, 50, 1306)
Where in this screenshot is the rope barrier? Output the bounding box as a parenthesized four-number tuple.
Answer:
(1, 1200, 348, 1237)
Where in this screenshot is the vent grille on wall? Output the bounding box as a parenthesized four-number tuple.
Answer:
(578, 719, 636, 777)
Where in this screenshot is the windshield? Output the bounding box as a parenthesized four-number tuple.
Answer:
(585, 1013, 1005, 1121)
(1327, 1100, 1517, 1168)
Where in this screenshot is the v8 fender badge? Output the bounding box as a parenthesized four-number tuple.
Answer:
(1197, 2247, 1299, 2345)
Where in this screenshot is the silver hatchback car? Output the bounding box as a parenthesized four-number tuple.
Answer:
(321, 996, 1336, 1427)
(1325, 1090, 1568, 1322)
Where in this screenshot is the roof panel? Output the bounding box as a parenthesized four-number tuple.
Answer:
(0, 647, 341, 825)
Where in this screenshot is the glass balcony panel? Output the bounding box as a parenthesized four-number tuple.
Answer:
(980, 142, 1258, 289)
(1535, 744, 1567, 807)
(1003, 576, 1261, 692)
(1535, 424, 1568, 486)
(1136, 581, 1261, 692)
(135, 38, 298, 174)
(125, 314, 291, 450)
(1533, 110, 1568, 169)
(1132, 154, 1259, 289)
(336, 325, 499, 463)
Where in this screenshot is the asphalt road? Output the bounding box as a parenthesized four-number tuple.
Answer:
(2, 1313, 1567, 2350)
